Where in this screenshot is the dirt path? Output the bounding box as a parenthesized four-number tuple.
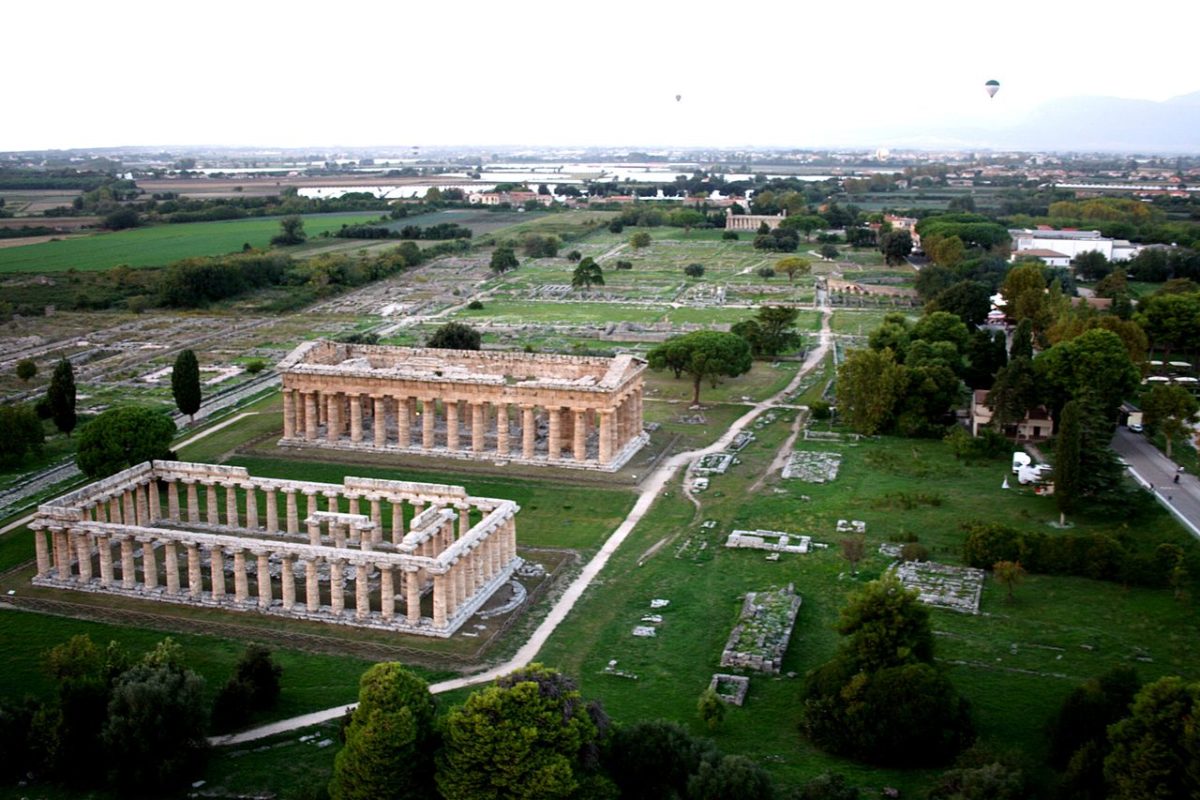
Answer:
(749, 408, 808, 494)
(212, 310, 835, 747)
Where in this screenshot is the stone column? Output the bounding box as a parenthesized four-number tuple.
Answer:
(234, 550, 249, 603)
(446, 401, 459, 451)
(280, 556, 295, 609)
(134, 485, 148, 525)
(573, 409, 588, 461)
(548, 407, 562, 460)
(141, 538, 157, 589)
(397, 397, 411, 448)
(33, 527, 50, 578)
(225, 484, 239, 527)
(330, 560, 345, 614)
(459, 506, 471, 537)
(304, 391, 318, 440)
(257, 553, 272, 608)
(406, 566, 422, 624)
(109, 497, 122, 524)
(164, 542, 180, 594)
(307, 518, 322, 547)
(432, 572, 447, 628)
(98, 536, 114, 585)
(186, 481, 200, 523)
(121, 538, 136, 588)
(148, 481, 161, 522)
(447, 563, 460, 616)
(210, 546, 226, 600)
(355, 563, 370, 620)
(283, 389, 297, 439)
(305, 491, 318, 521)
(266, 488, 279, 533)
(246, 486, 259, 530)
(167, 480, 180, 521)
(74, 532, 92, 582)
(380, 565, 395, 620)
(123, 491, 136, 526)
(472, 402, 485, 453)
(391, 499, 404, 544)
(332, 521, 347, 549)
(327, 394, 342, 443)
(373, 396, 387, 447)
(187, 544, 202, 598)
(522, 406, 536, 459)
(206, 484, 220, 525)
(350, 394, 364, 443)
(421, 399, 435, 450)
(50, 528, 68, 578)
(286, 490, 299, 534)
(305, 559, 320, 612)
(497, 403, 510, 456)
(599, 411, 614, 464)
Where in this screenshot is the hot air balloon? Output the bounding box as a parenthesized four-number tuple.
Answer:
(985, 80, 1000, 99)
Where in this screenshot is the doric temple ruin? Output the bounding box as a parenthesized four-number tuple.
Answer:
(724, 207, 788, 231)
(30, 461, 520, 637)
(277, 342, 649, 471)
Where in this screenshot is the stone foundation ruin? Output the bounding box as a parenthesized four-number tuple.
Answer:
(30, 461, 520, 637)
(719, 584, 803, 674)
(724, 529, 812, 554)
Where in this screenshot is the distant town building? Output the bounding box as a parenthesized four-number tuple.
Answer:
(1009, 228, 1141, 262)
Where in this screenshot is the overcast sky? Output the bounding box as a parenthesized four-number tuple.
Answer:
(7, 0, 1199, 152)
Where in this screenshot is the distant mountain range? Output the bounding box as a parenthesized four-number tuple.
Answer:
(870, 91, 1200, 153)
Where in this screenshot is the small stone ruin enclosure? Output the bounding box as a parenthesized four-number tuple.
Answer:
(720, 583, 803, 674)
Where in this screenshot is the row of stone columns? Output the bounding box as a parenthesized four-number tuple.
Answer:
(33, 526, 439, 623)
(81, 478, 476, 549)
(283, 388, 644, 466)
(33, 510, 519, 633)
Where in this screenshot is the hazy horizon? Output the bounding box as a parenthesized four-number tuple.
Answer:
(8, 0, 1200, 153)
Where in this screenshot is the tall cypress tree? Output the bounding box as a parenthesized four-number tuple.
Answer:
(171, 350, 202, 424)
(1055, 400, 1082, 526)
(1009, 318, 1034, 360)
(47, 357, 77, 436)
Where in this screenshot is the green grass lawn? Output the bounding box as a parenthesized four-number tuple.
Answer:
(0, 213, 386, 273)
(534, 423, 1200, 795)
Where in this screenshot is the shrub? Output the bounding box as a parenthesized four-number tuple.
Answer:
(722, 231, 739, 240)
(244, 358, 267, 375)
(900, 542, 930, 562)
(466, 299, 484, 310)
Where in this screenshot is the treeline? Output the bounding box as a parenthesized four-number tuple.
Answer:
(0, 168, 115, 191)
(0, 225, 57, 239)
(0, 634, 282, 795)
(961, 520, 1192, 589)
(334, 221, 473, 240)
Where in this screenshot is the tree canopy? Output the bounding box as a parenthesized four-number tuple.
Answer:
(426, 322, 482, 351)
(647, 331, 752, 405)
(490, 244, 519, 274)
(76, 407, 176, 479)
(436, 664, 608, 800)
(171, 349, 202, 424)
(47, 357, 77, 437)
(571, 257, 605, 291)
(330, 663, 437, 800)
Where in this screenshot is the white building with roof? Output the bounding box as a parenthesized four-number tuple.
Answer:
(1009, 228, 1142, 263)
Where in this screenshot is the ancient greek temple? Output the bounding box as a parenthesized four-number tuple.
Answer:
(30, 460, 520, 638)
(278, 342, 648, 471)
(724, 207, 788, 231)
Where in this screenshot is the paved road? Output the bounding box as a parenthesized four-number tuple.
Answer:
(1111, 428, 1200, 539)
(212, 310, 836, 747)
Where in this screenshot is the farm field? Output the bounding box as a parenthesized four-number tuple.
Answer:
(0, 212, 386, 273)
